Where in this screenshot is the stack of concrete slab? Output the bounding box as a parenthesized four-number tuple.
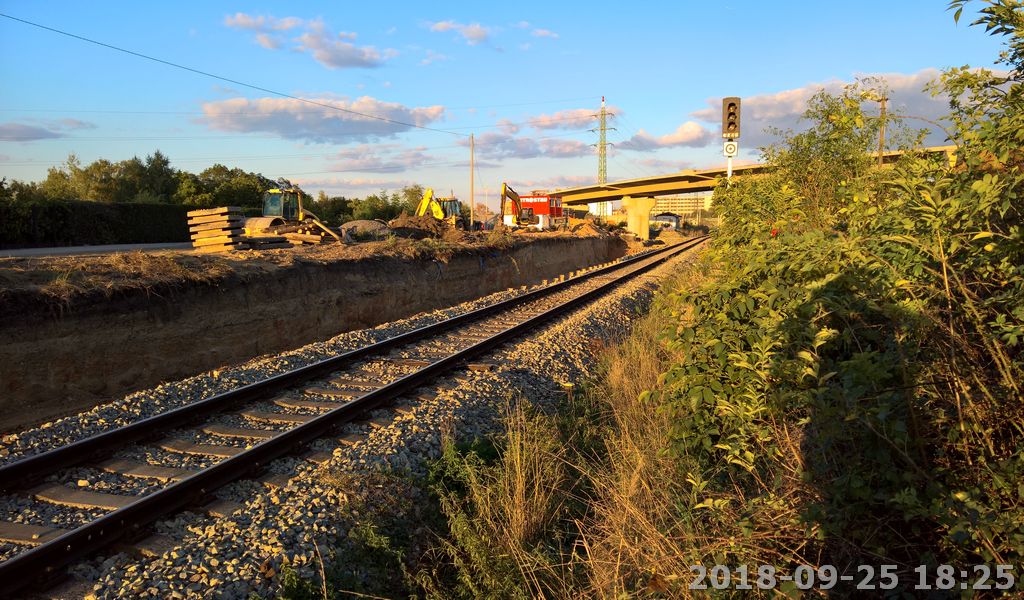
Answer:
(188, 207, 245, 253)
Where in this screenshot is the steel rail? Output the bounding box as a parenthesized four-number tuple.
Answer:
(0, 240, 691, 490)
(0, 236, 706, 595)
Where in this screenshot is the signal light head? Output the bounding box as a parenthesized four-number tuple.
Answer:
(722, 97, 741, 139)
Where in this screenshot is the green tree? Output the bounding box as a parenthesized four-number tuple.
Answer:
(143, 150, 177, 201)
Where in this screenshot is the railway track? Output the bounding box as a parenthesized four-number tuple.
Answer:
(0, 236, 706, 596)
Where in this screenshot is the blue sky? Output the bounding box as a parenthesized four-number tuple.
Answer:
(0, 1, 1007, 210)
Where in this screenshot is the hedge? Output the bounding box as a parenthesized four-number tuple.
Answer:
(0, 199, 191, 248)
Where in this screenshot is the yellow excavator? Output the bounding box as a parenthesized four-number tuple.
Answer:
(415, 188, 466, 229)
(500, 183, 539, 228)
(245, 179, 342, 242)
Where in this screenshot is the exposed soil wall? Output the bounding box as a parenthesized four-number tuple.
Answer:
(0, 237, 624, 431)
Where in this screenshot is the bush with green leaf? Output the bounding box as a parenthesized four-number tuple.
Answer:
(656, 0, 1023, 581)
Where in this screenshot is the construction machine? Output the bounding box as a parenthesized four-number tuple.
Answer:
(415, 188, 466, 229)
(245, 179, 342, 242)
(500, 183, 540, 228)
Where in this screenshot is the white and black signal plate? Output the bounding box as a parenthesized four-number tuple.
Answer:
(723, 141, 738, 158)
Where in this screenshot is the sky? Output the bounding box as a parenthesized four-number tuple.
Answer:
(0, 1, 1008, 211)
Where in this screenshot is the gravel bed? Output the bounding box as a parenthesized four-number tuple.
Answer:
(0, 492, 108, 530)
(76, 245, 701, 599)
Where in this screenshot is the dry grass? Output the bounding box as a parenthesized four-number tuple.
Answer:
(0, 251, 238, 314)
(572, 266, 709, 597)
(0, 231, 600, 318)
(421, 261, 722, 598)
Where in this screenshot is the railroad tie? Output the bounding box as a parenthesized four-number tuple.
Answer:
(328, 376, 380, 388)
(31, 484, 136, 511)
(257, 473, 292, 490)
(201, 423, 278, 440)
(158, 438, 246, 458)
(0, 521, 71, 546)
(366, 416, 392, 429)
(119, 534, 179, 558)
(305, 386, 364, 399)
(97, 458, 198, 482)
(393, 404, 416, 416)
(203, 499, 244, 518)
(338, 432, 365, 446)
(302, 451, 334, 465)
(273, 397, 346, 411)
(239, 410, 316, 425)
(388, 358, 432, 367)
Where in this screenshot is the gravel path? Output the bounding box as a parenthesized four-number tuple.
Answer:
(4, 240, 701, 598)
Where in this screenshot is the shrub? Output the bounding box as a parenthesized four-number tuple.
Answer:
(0, 198, 189, 247)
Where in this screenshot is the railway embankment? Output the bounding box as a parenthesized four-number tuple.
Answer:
(0, 234, 626, 431)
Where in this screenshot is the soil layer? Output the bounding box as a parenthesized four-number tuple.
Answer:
(0, 236, 625, 431)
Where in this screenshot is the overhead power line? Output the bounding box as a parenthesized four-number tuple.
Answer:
(0, 12, 466, 137)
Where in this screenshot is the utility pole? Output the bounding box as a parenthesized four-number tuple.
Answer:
(877, 95, 887, 166)
(469, 133, 475, 230)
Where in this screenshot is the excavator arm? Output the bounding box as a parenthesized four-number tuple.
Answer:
(415, 188, 445, 220)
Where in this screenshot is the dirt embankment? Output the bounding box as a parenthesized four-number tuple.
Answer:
(0, 234, 626, 431)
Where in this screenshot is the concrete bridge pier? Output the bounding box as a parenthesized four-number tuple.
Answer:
(621, 196, 657, 240)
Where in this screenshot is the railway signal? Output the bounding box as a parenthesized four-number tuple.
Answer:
(722, 97, 741, 179)
(722, 97, 741, 139)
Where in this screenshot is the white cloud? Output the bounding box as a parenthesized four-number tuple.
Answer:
(635, 157, 693, 171)
(326, 144, 433, 173)
(0, 123, 64, 141)
(531, 28, 558, 39)
(538, 138, 590, 157)
(462, 132, 591, 160)
(618, 121, 712, 151)
(420, 49, 449, 65)
(199, 96, 446, 143)
(497, 119, 520, 134)
(255, 33, 280, 49)
(428, 20, 493, 45)
(466, 132, 540, 159)
(225, 13, 395, 69)
(53, 118, 96, 130)
(525, 107, 606, 130)
(295, 30, 389, 69)
(507, 174, 593, 190)
(224, 13, 302, 32)
(291, 176, 415, 195)
(689, 68, 953, 147)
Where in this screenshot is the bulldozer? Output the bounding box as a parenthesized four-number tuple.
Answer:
(245, 179, 342, 242)
(415, 188, 466, 229)
(500, 183, 539, 228)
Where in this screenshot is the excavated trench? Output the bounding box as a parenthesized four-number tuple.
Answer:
(0, 237, 625, 431)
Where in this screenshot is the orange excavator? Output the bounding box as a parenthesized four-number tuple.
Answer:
(500, 183, 539, 228)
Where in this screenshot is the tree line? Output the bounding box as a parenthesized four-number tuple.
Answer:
(0, 152, 443, 226)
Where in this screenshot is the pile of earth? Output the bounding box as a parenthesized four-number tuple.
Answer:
(387, 214, 450, 239)
(341, 219, 390, 240)
(570, 221, 608, 237)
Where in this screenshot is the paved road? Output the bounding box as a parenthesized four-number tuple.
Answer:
(0, 242, 193, 258)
